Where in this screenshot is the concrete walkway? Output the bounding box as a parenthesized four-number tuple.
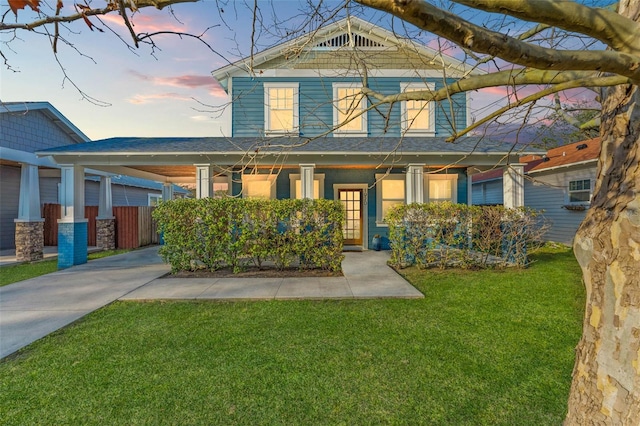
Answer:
(0, 247, 422, 359)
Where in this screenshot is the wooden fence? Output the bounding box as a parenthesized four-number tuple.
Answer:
(43, 204, 157, 249)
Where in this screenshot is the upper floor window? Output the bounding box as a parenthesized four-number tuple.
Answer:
(264, 83, 299, 136)
(376, 173, 405, 225)
(401, 82, 435, 136)
(333, 83, 367, 137)
(425, 174, 458, 203)
(568, 179, 592, 203)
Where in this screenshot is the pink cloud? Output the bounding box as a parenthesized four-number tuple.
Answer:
(127, 92, 192, 104)
(100, 12, 186, 34)
(128, 70, 226, 97)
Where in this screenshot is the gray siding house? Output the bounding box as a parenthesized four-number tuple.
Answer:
(0, 102, 186, 250)
(472, 138, 600, 245)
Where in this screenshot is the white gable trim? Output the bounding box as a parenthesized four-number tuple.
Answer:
(212, 16, 482, 85)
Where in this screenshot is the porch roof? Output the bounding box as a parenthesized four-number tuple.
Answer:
(37, 136, 542, 184)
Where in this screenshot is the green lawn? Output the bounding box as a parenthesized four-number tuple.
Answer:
(0, 249, 131, 287)
(0, 247, 584, 425)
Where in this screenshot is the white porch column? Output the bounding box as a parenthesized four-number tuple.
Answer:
(162, 182, 174, 202)
(97, 176, 114, 219)
(17, 163, 42, 221)
(195, 164, 212, 199)
(58, 165, 88, 268)
(300, 164, 315, 199)
(60, 165, 85, 222)
(406, 164, 425, 204)
(14, 163, 44, 262)
(503, 164, 525, 209)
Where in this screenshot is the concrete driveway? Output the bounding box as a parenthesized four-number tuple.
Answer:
(1, 247, 422, 359)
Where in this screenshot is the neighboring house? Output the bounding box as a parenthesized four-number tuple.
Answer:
(37, 17, 541, 265)
(472, 138, 600, 245)
(0, 102, 186, 250)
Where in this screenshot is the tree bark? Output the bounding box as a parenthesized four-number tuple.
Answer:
(566, 81, 640, 424)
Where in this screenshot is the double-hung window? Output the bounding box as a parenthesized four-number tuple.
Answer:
(424, 174, 458, 203)
(242, 174, 277, 199)
(376, 173, 405, 225)
(264, 83, 299, 136)
(568, 179, 592, 203)
(401, 82, 435, 136)
(333, 83, 367, 136)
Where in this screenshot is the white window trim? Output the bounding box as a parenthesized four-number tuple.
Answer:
(424, 174, 458, 203)
(289, 173, 325, 199)
(264, 82, 299, 136)
(400, 82, 436, 136)
(567, 177, 593, 205)
(242, 174, 277, 199)
(375, 173, 405, 226)
(332, 83, 367, 137)
(148, 193, 162, 206)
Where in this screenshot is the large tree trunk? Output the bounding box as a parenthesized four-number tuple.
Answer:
(565, 78, 640, 422)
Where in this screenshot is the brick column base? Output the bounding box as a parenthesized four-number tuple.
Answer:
(58, 221, 88, 269)
(14, 220, 44, 262)
(96, 218, 116, 250)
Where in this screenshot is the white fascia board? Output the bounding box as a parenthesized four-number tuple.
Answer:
(528, 159, 598, 174)
(256, 68, 463, 79)
(86, 166, 172, 183)
(1, 147, 58, 166)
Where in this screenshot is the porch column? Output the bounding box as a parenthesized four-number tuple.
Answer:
(195, 164, 212, 199)
(58, 165, 87, 268)
(96, 176, 115, 251)
(300, 164, 315, 199)
(162, 182, 174, 201)
(406, 164, 425, 204)
(14, 163, 44, 262)
(503, 164, 525, 209)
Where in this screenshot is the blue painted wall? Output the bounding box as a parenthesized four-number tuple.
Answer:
(231, 77, 467, 138)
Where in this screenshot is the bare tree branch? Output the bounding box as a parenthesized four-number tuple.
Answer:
(356, 0, 640, 83)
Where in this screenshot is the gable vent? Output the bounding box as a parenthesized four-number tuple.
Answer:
(315, 33, 385, 49)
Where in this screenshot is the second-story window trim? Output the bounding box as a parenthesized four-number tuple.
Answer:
(264, 82, 299, 136)
(333, 82, 367, 137)
(400, 82, 436, 136)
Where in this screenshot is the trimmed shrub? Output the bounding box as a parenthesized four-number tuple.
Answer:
(153, 198, 344, 273)
(387, 202, 548, 269)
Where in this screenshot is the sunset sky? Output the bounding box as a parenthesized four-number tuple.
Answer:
(0, 0, 597, 141)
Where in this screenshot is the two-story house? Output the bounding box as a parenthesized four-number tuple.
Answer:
(38, 17, 538, 266)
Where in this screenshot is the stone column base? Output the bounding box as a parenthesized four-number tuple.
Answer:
(96, 218, 116, 250)
(14, 220, 44, 262)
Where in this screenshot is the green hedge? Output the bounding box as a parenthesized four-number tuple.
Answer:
(153, 198, 344, 273)
(386, 202, 549, 269)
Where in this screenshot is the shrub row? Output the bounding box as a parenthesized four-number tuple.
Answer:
(153, 198, 344, 273)
(386, 202, 549, 269)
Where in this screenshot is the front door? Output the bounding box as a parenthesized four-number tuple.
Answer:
(339, 188, 363, 246)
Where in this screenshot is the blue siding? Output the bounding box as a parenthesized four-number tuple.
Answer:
(232, 77, 466, 138)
